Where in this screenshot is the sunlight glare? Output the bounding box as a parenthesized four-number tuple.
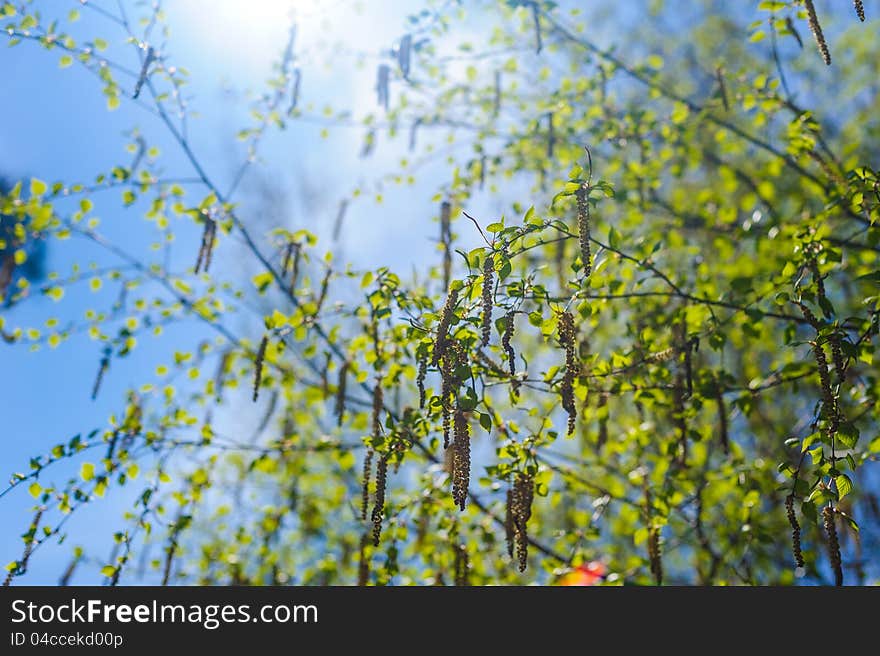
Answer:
(175, 0, 302, 73)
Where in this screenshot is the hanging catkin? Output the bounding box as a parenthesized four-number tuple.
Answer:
(785, 495, 805, 569)
(596, 393, 609, 448)
(672, 375, 688, 467)
(432, 287, 459, 366)
(372, 379, 384, 441)
(575, 186, 592, 278)
(810, 259, 826, 302)
(811, 338, 838, 439)
(854, 1, 865, 22)
(334, 360, 348, 426)
(829, 332, 846, 383)
(811, 264, 849, 384)
(284, 241, 301, 293)
(371, 455, 388, 545)
(252, 335, 268, 402)
(714, 380, 730, 456)
(409, 118, 421, 152)
(398, 34, 412, 77)
(558, 311, 578, 435)
(502, 310, 520, 398)
(416, 351, 427, 409)
(683, 339, 694, 398)
(441, 341, 466, 449)
(798, 301, 820, 330)
(822, 505, 843, 586)
(194, 214, 216, 274)
(647, 526, 663, 585)
(480, 252, 494, 346)
(213, 350, 231, 403)
(644, 486, 662, 585)
(645, 346, 676, 363)
(335, 360, 348, 426)
(504, 488, 515, 557)
(332, 200, 348, 242)
(510, 473, 534, 572)
(361, 448, 374, 521)
(452, 407, 471, 511)
(376, 63, 390, 109)
(441, 349, 454, 449)
(804, 0, 831, 65)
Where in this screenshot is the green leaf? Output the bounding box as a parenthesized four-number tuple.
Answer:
(807, 488, 834, 506)
(479, 412, 492, 432)
(837, 421, 859, 449)
(856, 271, 880, 284)
(646, 54, 664, 69)
(801, 500, 818, 524)
(252, 271, 274, 293)
(458, 387, 478, 412)
(523, 206, 541, 226)
(498, 256, 512, 280)
(28, 482, 42, 499)
(29, 178, 47, 197)
(670, 102, 690, 123)
(835, 474, 853, 500)
(80, 462, 95, 482)
(608, 226, 620, 249)
(801, 432, 821, 452)
(561, 181, 581, 196)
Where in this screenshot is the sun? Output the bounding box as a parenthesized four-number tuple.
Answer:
(210, 0, 298, 29)
(173, 0, 302, 73)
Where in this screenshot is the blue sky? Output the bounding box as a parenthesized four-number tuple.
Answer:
(0, 0, 476, 584)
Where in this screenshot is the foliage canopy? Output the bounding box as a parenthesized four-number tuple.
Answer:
(1, 0, 879, 586)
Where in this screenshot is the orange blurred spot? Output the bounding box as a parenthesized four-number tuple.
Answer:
(557, 561, 607, 586)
